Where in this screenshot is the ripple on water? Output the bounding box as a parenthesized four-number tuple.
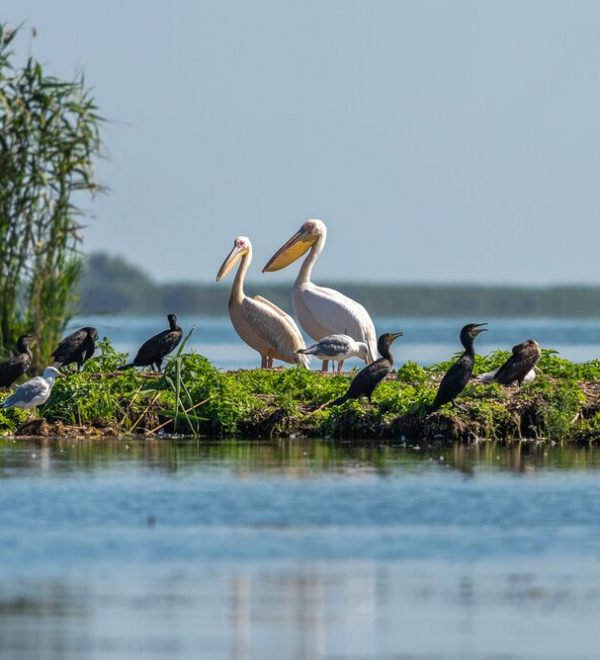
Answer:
(1, 439, 600, 659)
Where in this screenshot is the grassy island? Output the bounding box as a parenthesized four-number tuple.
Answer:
(1, 339, 600, 443)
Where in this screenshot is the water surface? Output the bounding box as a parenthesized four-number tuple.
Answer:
(72, 315, 600, 369)
(2, 439, 600, 659)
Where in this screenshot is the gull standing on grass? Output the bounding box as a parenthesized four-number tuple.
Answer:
(0, 366, 61, 410)
(297, 333, 369, 373)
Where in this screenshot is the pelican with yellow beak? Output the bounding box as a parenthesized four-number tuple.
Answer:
(217, 236, 310, 369)
(262, 219, 377, 370)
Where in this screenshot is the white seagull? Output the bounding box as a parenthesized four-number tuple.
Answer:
(297, 333, 369, 373)
(0, 366, 62, 410)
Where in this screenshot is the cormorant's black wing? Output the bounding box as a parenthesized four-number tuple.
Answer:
(51, 329, 88, 365)
(345, 358, 390, 400)
(432, 354, 474, 409)
(0, 354, 30, 388)
(493, 347, 540, 385)
(133, 329, 183, 366)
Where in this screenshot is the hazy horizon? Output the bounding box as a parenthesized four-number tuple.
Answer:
(3, 1, 600, 285)
(87, 250, 600, 288)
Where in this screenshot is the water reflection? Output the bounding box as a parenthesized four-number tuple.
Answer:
(1, 437, 600, 476)
(1, 437, 600, 480)
(3, 561, 600, 659)
(2, 439, 600, 659)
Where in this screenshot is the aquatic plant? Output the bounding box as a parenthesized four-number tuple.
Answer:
(1, 338, 600, 443)
(0, 24, 103, 369)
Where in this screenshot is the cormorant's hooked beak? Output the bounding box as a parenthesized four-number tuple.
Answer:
(216, 244, 247, 282)
(262, 226, 315, 273)
(472, 323, 488, 336)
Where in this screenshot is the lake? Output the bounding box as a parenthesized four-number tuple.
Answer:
(5, 316, 600, 658)
(2, 439, 600, 659)
(72, 315, 600, 370)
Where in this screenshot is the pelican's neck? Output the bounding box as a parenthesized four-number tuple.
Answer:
(296, 233, 325, 286)
(231, 250, 251, 304)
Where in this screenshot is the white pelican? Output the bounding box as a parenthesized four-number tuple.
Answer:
(216, 236, 310, 369)
(476, 339, 540, 386)
(0, 366, 61, 410)
(297, 333, 369, 373)
(262, 219, 378, 371)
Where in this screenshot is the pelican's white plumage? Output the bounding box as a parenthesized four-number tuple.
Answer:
(297, 333, 369, 373)
(0, 366, 61, 410)
(262, 219, 378, 369)
(216, 236, 309, 369)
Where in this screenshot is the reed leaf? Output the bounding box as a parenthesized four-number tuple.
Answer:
(0, 23, 103, 368)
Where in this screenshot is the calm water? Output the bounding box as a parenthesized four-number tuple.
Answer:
(2, 439, 600, 659)
(72, 315, 600, 370)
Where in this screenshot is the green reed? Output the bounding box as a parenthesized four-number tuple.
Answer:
(0, 24, 103, 369)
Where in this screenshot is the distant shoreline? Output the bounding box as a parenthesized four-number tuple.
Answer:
(79, 253, 600, 317)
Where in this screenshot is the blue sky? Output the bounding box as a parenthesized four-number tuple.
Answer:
(3, 1, 600, 284)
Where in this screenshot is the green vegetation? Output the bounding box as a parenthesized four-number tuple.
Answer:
(1, 342, 600, 443)
(0, 24, 102, 369)
(80, 252, 600, 318)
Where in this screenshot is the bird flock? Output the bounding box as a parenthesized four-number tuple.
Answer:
(0, 219, 543, 417)
(0, 319, 183, 412)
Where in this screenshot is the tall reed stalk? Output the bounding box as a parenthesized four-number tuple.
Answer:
(0, 24, 102, 369)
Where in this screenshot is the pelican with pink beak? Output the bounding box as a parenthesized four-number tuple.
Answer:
(217, 236, 310, 369)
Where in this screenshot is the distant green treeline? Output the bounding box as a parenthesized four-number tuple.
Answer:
(78, 253, 600, 318)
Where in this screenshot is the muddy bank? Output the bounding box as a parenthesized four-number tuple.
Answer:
(7, 377, 600, 444)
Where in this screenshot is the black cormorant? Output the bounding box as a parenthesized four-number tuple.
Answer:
(119, 314, 183, 372)
(51, 327, 99, 371)
(478, 339, 540, 386)
(0, 334, 34, 388)
(329, 332, 403, 406)
(430, 323, 487, 412)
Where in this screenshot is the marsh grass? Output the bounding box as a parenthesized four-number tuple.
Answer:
(1, 341, 600, 442)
